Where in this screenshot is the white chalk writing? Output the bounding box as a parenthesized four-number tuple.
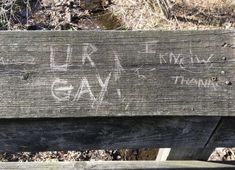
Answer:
(135, 65, 146, 79)
(73, 77, 96, 104)
(51, 78, 74, 101)
(179, 54, 214, 73)
(0, 56, 35, 65)
(138, 41, 158, 54)
(49, 43, 119, 110)
(117, 89, 121, 98)
(158, 51, 214, 73)
(51, 73, 112, 109)
(93, 73, 112, 109)
(138, 41, 214, 73)
(50, 44, 72, 71)
(160, 52, 182, 64)
(82, 43, 97, 67)
(171, 76, 219, 90)
(113, 51, 124, 81)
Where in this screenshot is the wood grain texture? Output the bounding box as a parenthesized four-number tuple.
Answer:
(167, 148, 215, 161)
(205, 117, 235, 147)
(0, 30, 234, 118)
(0, 161, 235, 170)
(0, 117, 220, 152)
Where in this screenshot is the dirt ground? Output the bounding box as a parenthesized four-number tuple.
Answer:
(0, 0, 234, 162)
(1, 148, 235, 162)
(0, 0, 234, 30)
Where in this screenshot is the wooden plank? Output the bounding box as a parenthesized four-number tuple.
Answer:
(0, 117, 220, 152)
(206, 117, 235, 147)
(165, 118, 219, 160)
(167, 148, 214, 160)
(0, 30, 234, 118)
(0, 161, 235, 170)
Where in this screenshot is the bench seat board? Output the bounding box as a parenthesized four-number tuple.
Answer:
(0, 117, 222, 152)
(0, 161, 234, 170)
(205, 117, 235, 147)
(0, 30, 234, 118)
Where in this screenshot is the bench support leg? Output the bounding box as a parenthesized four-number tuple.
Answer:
(165, 148, 215, 161)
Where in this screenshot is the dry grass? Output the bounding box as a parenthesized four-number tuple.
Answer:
(1, 0, 234, 30)
(0, 0, 33, 29)
(110, 0, 235, 30)
(110, 0, 169, 30)
(177, 0, 234, 8)
(0, 0, 16, 29)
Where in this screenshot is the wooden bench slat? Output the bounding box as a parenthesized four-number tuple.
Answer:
(0, 117, 221, 152)
(205, 117, 235, 147)
(0, 161, 234, 170)
(0, 30, 234, 118)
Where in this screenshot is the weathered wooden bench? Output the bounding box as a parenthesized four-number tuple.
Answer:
(0, 29, 234, 169)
